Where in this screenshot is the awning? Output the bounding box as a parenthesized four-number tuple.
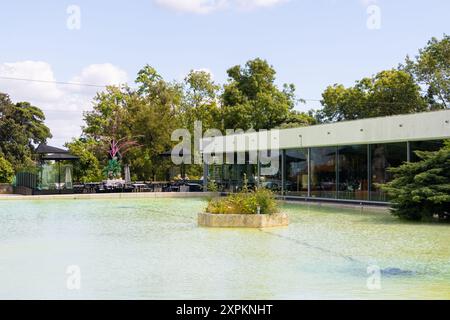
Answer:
(35, 144, 69, 154)
(41, 154, 79, 161)
(36, 143, 79, 161)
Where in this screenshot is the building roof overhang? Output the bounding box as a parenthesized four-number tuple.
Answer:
(200, 110, 450, 153)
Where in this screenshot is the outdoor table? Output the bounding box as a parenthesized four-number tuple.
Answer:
(132, 183, 147, 192)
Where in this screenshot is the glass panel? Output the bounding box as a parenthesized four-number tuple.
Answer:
(338, 145, 368, 200)
(370, 142, 407, 202)
(223, 153, 258, 192)
(38, 161, 74, 191)
(284, 149, 308, 197)
(410, 140, 444, 162)
(62, 164, 73, 189)
(260, 151, 282, 194)
(310, 147, 337, 199)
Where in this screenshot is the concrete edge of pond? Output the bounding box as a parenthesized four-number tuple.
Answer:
(0, 192, 219, 201)
(0, 193, 391, 213)
(282, 200, 390, 213)
(198, 212, 289, 228)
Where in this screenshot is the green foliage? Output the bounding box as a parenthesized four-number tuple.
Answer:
(207, 179, 219, 192)
(180, 70, 221, 132)
(65, 138, 102, 183)
(222, 58, 298, 130)
(403, 34, 450, 109)
(206, 188, 278, 215)
(82, 66, 182, 181)
(276, 110, 317, 129)
(0, 156, 14, 183)
(381, 142, 450, 221)
(103, 157, 122, 179)
(0, 93, 51, 169)
(319, 70, 426, 122)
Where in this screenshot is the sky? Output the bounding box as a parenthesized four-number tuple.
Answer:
(0, 0, 448, 146)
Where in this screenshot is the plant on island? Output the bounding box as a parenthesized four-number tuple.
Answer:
(206, 188, 278, 215)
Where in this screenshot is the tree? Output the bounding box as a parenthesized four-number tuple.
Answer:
(0, 156, 14, 183)
(403, 34, 450, 109)
(276, 110, 317, 129)
(0, 93, 51, 169)
(381, 142, 450, 222)
(180, 70, 221, 131)
(319, 70, 426, 122)
(222, 58, 297, 130)
(179, 70, 222, 178)
(82, 66, 182, 181)
(65, 138, 102, 183)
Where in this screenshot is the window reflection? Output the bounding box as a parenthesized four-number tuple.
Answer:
(370, 142, 407, 202)
(310, 147, 337, 199)
(284, 149, 308, 197)
(260, 151, 282, 194)
(410, 140, 444, 162)
(338, 145, 368, 200)
(213, 140, 444, 203)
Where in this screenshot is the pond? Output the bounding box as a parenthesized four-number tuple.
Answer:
(0, 198, 448, 299)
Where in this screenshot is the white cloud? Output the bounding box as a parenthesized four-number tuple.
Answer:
(154, 0, 287, 14)
(236, 0, 287, 10)
(0, 61, 64, 104)
(360, 0, 377, 6)
(154, 0, 225, 14)
(0, 61, 128, 147)
(70, 63, 128, 89)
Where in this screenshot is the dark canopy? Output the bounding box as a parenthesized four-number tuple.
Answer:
(35, 143, 79, 161)
(35, 144, 69, 154)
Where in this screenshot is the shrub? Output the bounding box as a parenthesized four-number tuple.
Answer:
(0, 156, 14, 183)
(381, 142, 450, 222)
(206, 188, 278, 215)
(207, 179, 219, 192)
(103, 157, 122, 179)
(66, 139, 102, 183)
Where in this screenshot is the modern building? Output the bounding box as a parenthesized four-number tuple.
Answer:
(200, 110, 450, 204)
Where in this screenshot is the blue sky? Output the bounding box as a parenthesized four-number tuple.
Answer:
(0, 0, 448, 146)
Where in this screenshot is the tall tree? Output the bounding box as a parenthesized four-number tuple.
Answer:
(403, 34, 450, 109)
(319, 70, 426, 122)
(180, 70, 221, 131)
(0, 93, 51, 169)
(222, 58, 297, 130)
(82, 66, 182, 180)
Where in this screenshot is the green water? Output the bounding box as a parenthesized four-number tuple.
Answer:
(0, 198, 448, 299)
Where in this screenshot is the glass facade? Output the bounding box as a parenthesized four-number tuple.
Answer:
(284, 149, 308, 197)
(215, 153, 258, 192)
(338, 145, 368, 201)
(370, 142, 407, 202)
(410, 140, 444, 162)
(209, 139, 444, 203)
(310, 147, 337, 199)
(260, 152, 282, 194)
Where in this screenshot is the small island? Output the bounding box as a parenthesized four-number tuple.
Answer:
(199, 188, 289, 228)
